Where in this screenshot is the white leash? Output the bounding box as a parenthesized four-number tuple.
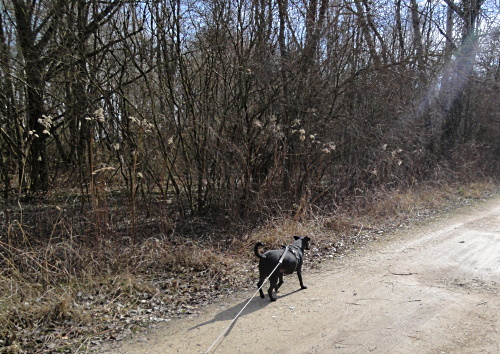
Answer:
(204, 246, 290, 354)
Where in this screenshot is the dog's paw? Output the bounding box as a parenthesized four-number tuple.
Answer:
(270, 298, 277, 302)
(301, 285, 308, 289)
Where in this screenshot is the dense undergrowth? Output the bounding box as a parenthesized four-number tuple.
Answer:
(0, 178, 497, 353)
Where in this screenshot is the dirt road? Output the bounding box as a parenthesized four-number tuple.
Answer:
(105, 196, 500, 353)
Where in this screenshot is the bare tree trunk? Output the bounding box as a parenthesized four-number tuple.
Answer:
(410, 0, 426, 83)
(353, 0, 380, 66)
(445, 4, 454, 62)
(395, 0, 406, 60)
(11, 0, 56, 192)
(0, 12, 18, 197)
(441, 0, 483, 149)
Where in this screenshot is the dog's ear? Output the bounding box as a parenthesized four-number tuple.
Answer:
(293, 235, 300, 240)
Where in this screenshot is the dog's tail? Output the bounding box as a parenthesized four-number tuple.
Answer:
(254, 242, 266, 259)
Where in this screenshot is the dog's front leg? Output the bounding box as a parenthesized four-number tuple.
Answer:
(297, 268, 307, 289)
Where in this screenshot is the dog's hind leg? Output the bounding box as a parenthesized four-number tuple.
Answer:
(268, 274, 279, 301)
(275, 273, 284, 292)
(257, 276, 266, 298)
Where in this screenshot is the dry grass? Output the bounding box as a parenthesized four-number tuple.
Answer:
(367, 181, 496, 219)
(0, 233, 241, 352)
(0, 180, 497, 352)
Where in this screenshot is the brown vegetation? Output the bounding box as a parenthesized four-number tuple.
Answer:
(0, 0, 499, 352)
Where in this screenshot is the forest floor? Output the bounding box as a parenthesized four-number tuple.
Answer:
(101, 192, 500, 353)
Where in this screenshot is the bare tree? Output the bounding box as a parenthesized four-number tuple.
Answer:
(441, 0, 485, 149)
(1, 0, 498, 221)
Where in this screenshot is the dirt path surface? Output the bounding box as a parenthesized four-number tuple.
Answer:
(104, 196, 500, 354)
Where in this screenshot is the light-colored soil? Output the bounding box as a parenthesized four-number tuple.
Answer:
(104, 196, 500, 353)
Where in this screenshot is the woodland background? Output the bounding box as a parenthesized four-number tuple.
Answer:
(1, 0, 499, 222)
(0, 0, 499, 351)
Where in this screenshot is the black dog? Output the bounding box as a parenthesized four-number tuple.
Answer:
(254, 236, 311, 302)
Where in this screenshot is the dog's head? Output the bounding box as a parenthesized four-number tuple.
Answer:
(293, 235, 311, 250)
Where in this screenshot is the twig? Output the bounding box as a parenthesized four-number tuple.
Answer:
(390, 272, 417, 276)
